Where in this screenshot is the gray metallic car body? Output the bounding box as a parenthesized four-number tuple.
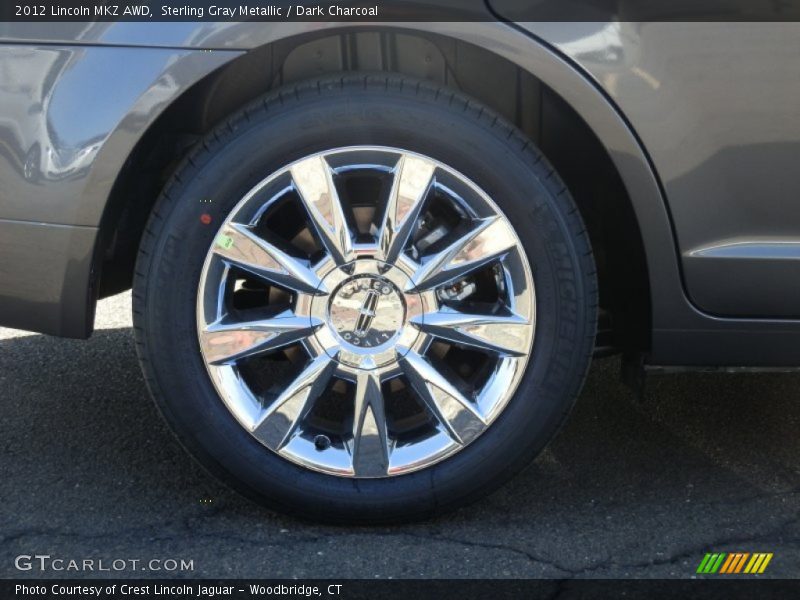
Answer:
(2, 19, 800, 366)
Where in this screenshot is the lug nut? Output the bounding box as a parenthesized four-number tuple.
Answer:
(314, 435, 331, 451)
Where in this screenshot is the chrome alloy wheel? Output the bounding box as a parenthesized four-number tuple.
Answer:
(197, 147, 535, 478)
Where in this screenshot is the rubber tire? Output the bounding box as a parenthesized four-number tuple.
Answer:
(133, 74, 597, 524)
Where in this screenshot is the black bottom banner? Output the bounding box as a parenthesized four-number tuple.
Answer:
(3, 579, 799, 600)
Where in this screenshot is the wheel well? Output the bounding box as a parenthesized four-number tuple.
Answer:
(98, 28, 650, 354)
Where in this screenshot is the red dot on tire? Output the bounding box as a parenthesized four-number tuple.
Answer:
(200, 214, 212, 225)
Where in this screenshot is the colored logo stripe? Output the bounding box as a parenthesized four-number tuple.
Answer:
(744, 553, 773, 574)
(697, 552, 773, 574)
(697, 553, 726, 574)
(720, 553, 749, 573)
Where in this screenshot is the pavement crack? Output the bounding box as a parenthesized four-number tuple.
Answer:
(398, 532, 578, 575)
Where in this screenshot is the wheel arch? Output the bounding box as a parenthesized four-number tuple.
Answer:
(93, 24, 659, 354)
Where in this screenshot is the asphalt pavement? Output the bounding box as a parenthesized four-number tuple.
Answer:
(2, 292, 800, 579)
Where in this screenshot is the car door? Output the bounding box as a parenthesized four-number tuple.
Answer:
(490, 2, 800, 318)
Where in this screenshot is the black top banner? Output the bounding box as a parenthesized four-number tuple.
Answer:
(3, 0, 800, 22)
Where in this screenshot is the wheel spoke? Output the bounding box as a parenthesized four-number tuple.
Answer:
(399, 350, 487, 445)
(200, 313, 322, 365)
(411, 309, 530, 356)
(213, 223, 324, 294)
(407, 217, 517, 292)
(251, 353, 337, 450)
(377, 155, 436, 263)
(290, 155, 353, 264)
(351, 370, 390, 477)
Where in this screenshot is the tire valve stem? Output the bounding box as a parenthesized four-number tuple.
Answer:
(314, 435, 331, 451)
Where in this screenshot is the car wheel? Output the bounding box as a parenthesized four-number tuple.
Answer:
(133, 74, 597, 523)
